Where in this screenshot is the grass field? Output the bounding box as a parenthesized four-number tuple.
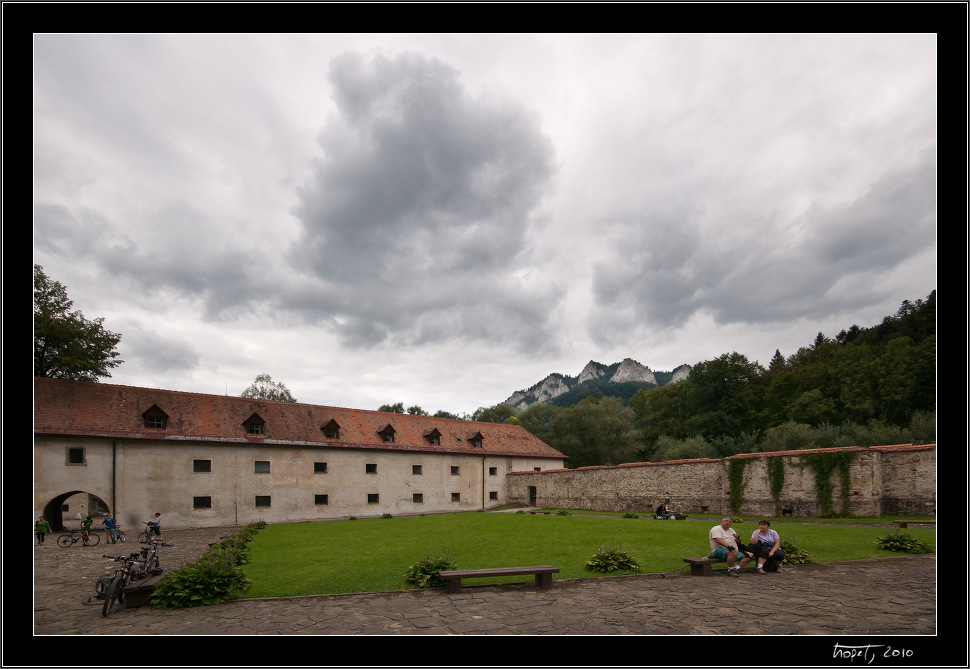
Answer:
(242, 511, 935, 598)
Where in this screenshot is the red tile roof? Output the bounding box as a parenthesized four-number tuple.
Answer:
(33, 378, 567, 460)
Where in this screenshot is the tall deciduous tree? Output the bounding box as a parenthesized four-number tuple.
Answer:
(240, 373, 297, 402)
(33, 264, 123, 381)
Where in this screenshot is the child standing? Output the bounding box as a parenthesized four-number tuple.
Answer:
(35, 516, 51, 545)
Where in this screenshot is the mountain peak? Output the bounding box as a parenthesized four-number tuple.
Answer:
(502, 358, 689, 409)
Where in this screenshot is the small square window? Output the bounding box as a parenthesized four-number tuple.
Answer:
(147, 416, 166, 429)
(488, 466, 497, 476)
(412, 493, 424, 503)
(365, 463, 377, 474)
(193, 459, 212, 472)
(533, 467, 541, 472)
(193, 496, 212, 509)
(255, 495, 272, 508)
(451, 492, 460, 502)
(314, 462, 328, 474)
(367, 493, 380, 504)
(255, 461, 271, 473)
(412, 464, 423, 475)
(315, 494, 329, 505)
(247, 423, 263, 435)
(67, 448, 85, 465)
(450, 466, 460, 475)
(489, 491, 498, 501)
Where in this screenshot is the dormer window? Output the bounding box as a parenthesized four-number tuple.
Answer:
(424, 428, 442, 446)
(321, 419, 341, 440)
(142, 405, 169, 430)
(378, 424, 396, 443)
(467, 431, 485, 448)
(243, 413, 266, 435)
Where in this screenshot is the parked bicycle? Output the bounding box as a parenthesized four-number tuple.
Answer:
(99, 551, 142, 617)
(101, 521, 126, 544)
(57, 528, 100, 547)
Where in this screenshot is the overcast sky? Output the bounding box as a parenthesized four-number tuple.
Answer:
(33, 34, 937, 417)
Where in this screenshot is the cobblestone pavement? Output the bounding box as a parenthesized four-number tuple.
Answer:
(32, 524, 939, 640)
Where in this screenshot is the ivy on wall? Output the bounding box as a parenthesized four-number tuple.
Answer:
(727, 458, 749, 512)
(801, 451, 855, 517)
(766, 456, 785, 513)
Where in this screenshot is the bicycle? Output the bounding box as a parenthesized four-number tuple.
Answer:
(56, 528, 100, 547)
(99, 552, 142, 617)
(102, 524, 126, 544)
(137, 522, 161, 544)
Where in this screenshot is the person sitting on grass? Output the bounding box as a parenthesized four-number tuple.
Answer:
(709, 517, 753, 577)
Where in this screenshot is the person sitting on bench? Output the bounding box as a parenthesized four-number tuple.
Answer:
(746, 519, 784, 573)
(709, 517, 752, 576)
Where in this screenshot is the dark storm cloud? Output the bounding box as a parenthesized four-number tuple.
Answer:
(289, 51, 560, 349)
(586, 150, 936, 346)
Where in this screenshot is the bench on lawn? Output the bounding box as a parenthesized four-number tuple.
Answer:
(121, 572, 167, 608)
(892, 519, 936, 529)
(438, 566, 559, 594)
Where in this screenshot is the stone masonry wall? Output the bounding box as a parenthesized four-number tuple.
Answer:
(506, 444, 936, 518)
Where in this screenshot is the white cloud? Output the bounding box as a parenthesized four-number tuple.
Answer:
(33, 34, 937, 416)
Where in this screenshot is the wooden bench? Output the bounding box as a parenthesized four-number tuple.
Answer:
(438, 566, 559, 594)
(892, 519, 936, 528)
(121, 572, 167, 608)
(683, 555, 777, 576)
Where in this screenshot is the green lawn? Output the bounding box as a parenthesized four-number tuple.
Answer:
(241, 512, 935, 598)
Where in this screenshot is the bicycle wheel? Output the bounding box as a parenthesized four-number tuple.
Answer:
(137, 531, 149, 544)
(116, 530, 126, 543)
(101, 576, 123, 617)
(83, 533, 101, 546)
(56, 534, 73, 548)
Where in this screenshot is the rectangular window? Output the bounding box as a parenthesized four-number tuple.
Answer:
(147, 416, 165, 429)
(412, 493, 424, 503)
(367, 493, 380, 504)
(451, 492, 460, 502)
(429, 436, 440, 445)
(255, 495, 272, 508)
(365, 463, 377, 474)
(488, 466, 497, 476)
(193, 459, 212, 472)
(248, 423, 263, 435)
(315, 494, 329, 505)
(450, 466, 460, 475)
(325, 428, 339, 439)
(534, 467, 541, 472)
(255, 461, 271, 473)
(314, 462, 328, 474)
(489, 491, 498, 501)
(412, 464, 423, 475)
(193, 496, 212, 509)
(67, 448, 85, 465)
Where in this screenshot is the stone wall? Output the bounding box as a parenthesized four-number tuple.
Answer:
(506, 444, 936, 517)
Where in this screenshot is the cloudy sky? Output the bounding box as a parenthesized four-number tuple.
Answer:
(33, 34, 937, 417)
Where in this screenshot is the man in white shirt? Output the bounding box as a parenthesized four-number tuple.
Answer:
(709, 517, 752, 576)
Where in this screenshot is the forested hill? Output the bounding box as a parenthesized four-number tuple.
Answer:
(474, 291, 935, 467)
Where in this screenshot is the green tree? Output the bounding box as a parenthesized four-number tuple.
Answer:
(378, 402, 405, 413)
(33, 264, 123, 381)
(680, 352, 766, 440)
(407, 405, 428, 416)
(471, 404, 519, 423)
(547, 397, 638, 467)
(240, 374, 297, 402)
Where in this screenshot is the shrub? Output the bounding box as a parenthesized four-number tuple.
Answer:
(149, 522, 263, 608)
(875, 532, 933, 554)
(585, 541, 640, 574)
(381, 513, 394, 519)
(623, 512, 640, 519)
(555, 509, 571, 516)
(403, 551, 457, 588)
(780, 537, 813, 565)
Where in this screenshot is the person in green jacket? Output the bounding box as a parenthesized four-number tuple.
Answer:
(81, 516, 94, 544)
(35, 516, 51, 545)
